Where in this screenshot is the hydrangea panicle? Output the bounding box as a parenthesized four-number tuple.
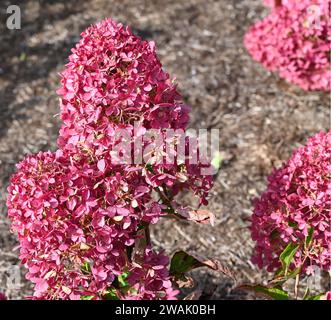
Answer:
(7, 18, 213, 300)
(245, 0, 331, 91)
(251, 131, 331, 273)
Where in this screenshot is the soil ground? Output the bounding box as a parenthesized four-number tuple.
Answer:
(0, 0, 329, 299)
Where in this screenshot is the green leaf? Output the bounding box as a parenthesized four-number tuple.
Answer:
(80, 295, 94, 300)
(303, 287, 310, 300)
(128, 287, 138, 295)
(239, 285, 289, 300)
(288, 221, 298, 228)
(170, 251, 199, 276)
(145, 164, 155, 173)
(118, 272, 129, 288)
(285, 266, 301, 279)
(104, 288, 119, 300)
(270, 229, 279, 240)
(305, 227, 314, 249)
(81, 261, 91, 274)
(274, 267, 284, 277)
(137, 224, 145, 230)
(279, 243, 300, 275)
(270, 266, 301, 286)
(305, 293, 324, 300)
(170, 251, 235, 280)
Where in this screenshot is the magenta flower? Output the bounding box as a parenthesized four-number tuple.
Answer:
(7, 18, 213, 299)
(124, 248, 180, 300)
(251, 131, 331, 273)
(56, 18, 212, 205)
(57, 18, 189, 154)
(245, 0, 331, 91)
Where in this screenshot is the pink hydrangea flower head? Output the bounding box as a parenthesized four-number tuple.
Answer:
(251, 131, 331, 273)
(7, 18, 213, 300)
(245, 0, 331, 91)
(56, 18, 212, 206)
(57, 18, 190, 153)
(7, 151, 176, 299)
(123, 248, 179, 300)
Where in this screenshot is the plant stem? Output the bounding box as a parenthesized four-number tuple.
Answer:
(294, 274, 300, 299)
(144, 224, 151, 246)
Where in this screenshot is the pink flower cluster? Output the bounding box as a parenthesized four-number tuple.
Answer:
(124, 248, 178, 300)
(7, 18, 211, 300)
(251, 131, 331, 273)
(245, 0, 331, 91)
(57, 18, 211, 204)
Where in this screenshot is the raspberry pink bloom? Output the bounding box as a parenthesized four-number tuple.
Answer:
(251, 131, 331, 273)
(245, 0, 331, 91)
(57, 18, 190, 153)
(7, 18, 213, 300)
(56, 18, 212, 205)
(124, 248, 180, 300)
(7, 151, 179, 299)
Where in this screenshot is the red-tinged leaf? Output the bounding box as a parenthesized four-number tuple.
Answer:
(188, 209, 216, 226)
(175, 207, 215, 226)
(174, 275, 195, 288)
(207, 259, 236, 281)
(170, 251, 235, 281)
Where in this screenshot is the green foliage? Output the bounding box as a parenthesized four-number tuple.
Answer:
(80, 295, 94, 300)
(279, 242, 300, 276)
(304, 294, 324, 300)
(81, 261, 91, 274)
(240, 285, 289, 300)
(104, 288, 119, 300)
(305, 227, 314, 249)
(118, 272, 129, 288)
(170, 251, 200, 276)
